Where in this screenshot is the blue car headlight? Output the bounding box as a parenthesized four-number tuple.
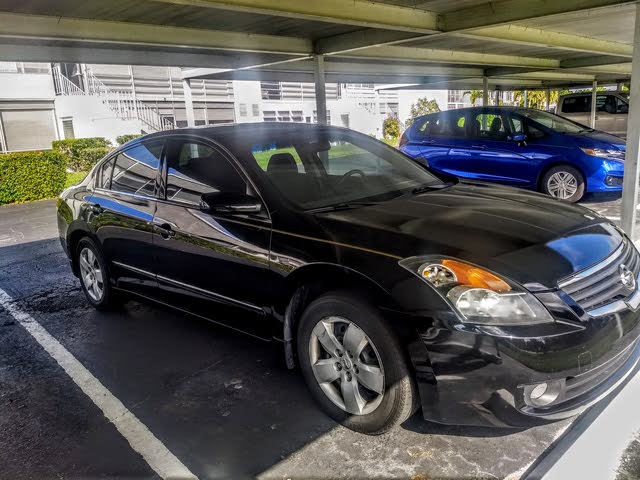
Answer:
(580, 147, 625, 161)
(399, 256, 554, 326)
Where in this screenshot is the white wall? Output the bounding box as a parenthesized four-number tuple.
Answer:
(232, 81, 263, 122)
(55, 96, 143, 143)
(0, 73, 55, 100)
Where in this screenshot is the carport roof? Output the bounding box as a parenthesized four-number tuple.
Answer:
(0, 0, 636, 88)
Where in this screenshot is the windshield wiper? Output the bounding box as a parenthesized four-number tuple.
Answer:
(306, 201, 379, 213)
(411, 182, 453, 195)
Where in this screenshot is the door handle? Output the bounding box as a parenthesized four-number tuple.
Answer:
(90, 203, 104, 214)
(155, 223, 175, 239)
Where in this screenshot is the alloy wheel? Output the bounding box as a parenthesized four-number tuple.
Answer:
(79, 247, 104, 302)
(547, 171, 578, 199)
(308, 316, 385, 415)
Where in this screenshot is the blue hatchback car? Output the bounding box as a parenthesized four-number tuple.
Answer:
(400, 107, 626, 202)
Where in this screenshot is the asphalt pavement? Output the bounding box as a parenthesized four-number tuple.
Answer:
(0, 197, 630, 480)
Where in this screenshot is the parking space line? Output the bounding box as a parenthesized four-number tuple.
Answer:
(0, 287, 198, 480)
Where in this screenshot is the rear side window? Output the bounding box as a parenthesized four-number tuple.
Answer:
(111, 141, 163, 196)
(561, 97, 590, 113)
(96, 158, 114, 189)
(415, 112, 466, 138)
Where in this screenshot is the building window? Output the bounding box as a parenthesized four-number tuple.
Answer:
(252, 104, 260, 117)
(263, 111, 276, 122)
(62, 118, 75, 139)
(0, 108, 57, 152)
(239, 103, 248, 117)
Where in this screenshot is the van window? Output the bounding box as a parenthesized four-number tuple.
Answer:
(561, 96, 590, 114)
(597, 95, 628, 114)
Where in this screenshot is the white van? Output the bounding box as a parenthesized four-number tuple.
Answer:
(556, 92, 628, 138)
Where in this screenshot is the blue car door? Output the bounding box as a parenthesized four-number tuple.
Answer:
(404, 111, 452, 169)
(415, 110, 484, 177)
(451, 110, 536, 186)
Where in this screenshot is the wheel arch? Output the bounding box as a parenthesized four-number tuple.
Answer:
(279, 263, 415, 369)
(67, 223, 99, 277)
(537, 160, 587, 193)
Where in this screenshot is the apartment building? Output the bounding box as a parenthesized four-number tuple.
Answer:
(0, 60, 474, 152)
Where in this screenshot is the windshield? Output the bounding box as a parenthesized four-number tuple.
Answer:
(518, 109, 588, 134)
(244, 128, 444, 210)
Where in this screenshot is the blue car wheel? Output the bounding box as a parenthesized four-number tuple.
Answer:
(541, 165, 585, 202)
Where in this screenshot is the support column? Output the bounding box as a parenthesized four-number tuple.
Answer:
(482, 76, 489, 106)
(621, 5, 640, 237)
(523, 90, 528, 108)
(182, 78, 195, 128)
(314, 55, 328, 125)
(545, 89, 550, 111)
(590, 80, 598, 129)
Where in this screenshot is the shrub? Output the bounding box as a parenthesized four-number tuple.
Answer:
(52, 137, 112, 171)
(116, 133, 143, 145)
(0, 150, 67, 205)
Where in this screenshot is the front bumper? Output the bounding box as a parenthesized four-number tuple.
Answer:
(412, 303, 640, 428)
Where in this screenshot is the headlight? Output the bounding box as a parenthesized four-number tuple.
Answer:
(580, 147, 625, 161)
(400, 257, 554, 326)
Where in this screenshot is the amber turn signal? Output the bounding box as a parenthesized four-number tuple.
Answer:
(441, 259, 511, 292)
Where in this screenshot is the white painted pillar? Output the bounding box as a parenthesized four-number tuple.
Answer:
(590, 80, 598, 128)
(524, 90, 528, 108)
(482, 76, 489, 106)
(314, 55, 328, 125)
(182, 78, 195, 128)
(621, 5, 640, 237)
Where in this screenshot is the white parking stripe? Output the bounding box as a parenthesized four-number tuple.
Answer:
(0, 288, 198, 480)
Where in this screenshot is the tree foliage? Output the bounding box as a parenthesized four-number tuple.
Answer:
(382, 115, 401, 139)
(405, 97, 441, 127)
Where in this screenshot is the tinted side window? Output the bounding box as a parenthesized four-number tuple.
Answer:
(474, 113, 507, 140)
(166, 141, 247, 206)
(561, 97, 590, 113)
(111, 142, 163, 196)
(97, 158, 114, 189)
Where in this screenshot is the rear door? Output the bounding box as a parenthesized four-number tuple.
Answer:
(446, 110, 534, 186)
(87, 139, 164, 295)
(558, 96, 591, 126)
(417, 110, 480, 176)
(405, 112, 451, 167)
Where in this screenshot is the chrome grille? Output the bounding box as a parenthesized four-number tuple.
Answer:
(558, 240, 640, 314)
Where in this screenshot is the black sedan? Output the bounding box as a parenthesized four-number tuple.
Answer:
(57, 123, 640, 434)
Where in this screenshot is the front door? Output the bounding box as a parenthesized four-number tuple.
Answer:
(152, 137, 273, 337)
(87, 140, 164, 295)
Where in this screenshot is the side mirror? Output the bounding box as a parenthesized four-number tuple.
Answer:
(200, 192, 262, 214)
(508, 133, 527, 143)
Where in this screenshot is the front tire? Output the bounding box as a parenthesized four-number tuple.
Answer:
(541, 165, 585, 202)
(297, 291, 418, 435)
(76, 237, 118, 310)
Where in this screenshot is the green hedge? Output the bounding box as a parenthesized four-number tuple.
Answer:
(0, 150, 67, 205)
(116, 134, 143, 145)
(52, 137, 112, 171)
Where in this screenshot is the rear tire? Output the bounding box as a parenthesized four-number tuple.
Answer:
(297, 291, 418, 435)
(76, 237, 118, 310)
(541, 165, 585, 202)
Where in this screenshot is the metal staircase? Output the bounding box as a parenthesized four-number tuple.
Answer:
(53, 66, 174, 132)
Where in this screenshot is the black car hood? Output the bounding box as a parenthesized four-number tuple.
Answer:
(312, 182, 623, 290)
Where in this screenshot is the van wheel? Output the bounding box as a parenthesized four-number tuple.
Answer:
(542, 165, 585, 202)
(297, 291, 418, 435)
(76, 237, 118, 310)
